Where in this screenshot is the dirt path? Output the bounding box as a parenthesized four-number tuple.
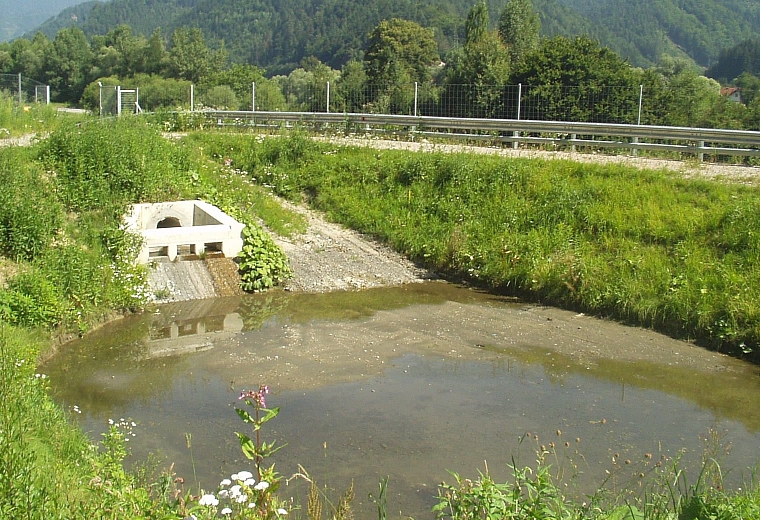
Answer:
(271, 198, 435, 292)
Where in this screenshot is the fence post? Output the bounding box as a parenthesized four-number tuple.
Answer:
(252, 82, 256, 112)
(630, 84, 643, 157)
(18, 73, 22, 105)
(190, 84, 194, 112)
(326, 82, 330, 113)
(414, 82, 418, 117)
(98, 82, 103, 117)
(513, 83, 522, 150)
(117, 85, 122, 116)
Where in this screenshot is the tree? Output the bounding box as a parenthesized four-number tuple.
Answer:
(654, 61, 721, 127)
(144, 29, 168, 76)
(498, 0, 540, 66)
(49, 27, 93, 102)
(465, 0, 489, 46)
(364, 18, 439, 88)
(202, 63, 285, 111)
(336, 59, 368, 112)
(275, 59, 339, 111)
(168, 27, 227, 83)
(442, 1, 511, 118)
(7, 33, 52, 79)
(510, 35, 638, 122)
(735, 72, 760, 105)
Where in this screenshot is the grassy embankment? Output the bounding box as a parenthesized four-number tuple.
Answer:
(191, 131, 760, 360)
(4, 117, 760, 518)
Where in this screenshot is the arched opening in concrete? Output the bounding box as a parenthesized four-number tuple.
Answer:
(157, 217, 182, 229)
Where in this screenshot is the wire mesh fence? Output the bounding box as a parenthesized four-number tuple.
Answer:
(184, 82, 680, 126)
(0, 74, 50, 104)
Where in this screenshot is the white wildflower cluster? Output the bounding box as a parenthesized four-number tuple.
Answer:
(110, 260, 150, 305)
(193, 470, 288, 518)
(107, 417, 137, 441)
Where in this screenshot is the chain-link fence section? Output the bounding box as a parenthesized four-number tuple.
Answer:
(0, 74, 50, 104)
(184, 82, 692, 127)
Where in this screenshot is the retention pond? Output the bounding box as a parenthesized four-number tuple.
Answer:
(41, 282, 760, 518)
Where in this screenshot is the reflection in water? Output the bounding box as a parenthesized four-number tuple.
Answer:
(42, 283, 760, 519)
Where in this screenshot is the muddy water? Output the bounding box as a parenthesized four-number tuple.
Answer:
(42, 282, 760, 519)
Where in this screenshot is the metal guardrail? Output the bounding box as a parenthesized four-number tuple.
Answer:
(203, 110, 760, 160)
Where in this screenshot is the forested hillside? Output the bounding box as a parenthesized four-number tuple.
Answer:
(557, 0, 760, 67)
(25, 0, 760, 73)
(0, 0, 83, 41)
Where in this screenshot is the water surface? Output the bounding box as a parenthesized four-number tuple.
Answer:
(42, 282, 760, 518)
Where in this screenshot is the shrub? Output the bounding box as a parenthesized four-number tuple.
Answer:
(238, 225, 291, 292)
(0, 269, 65, 327)
(200, 85, 239, 110)
(0, 148, 63, 261)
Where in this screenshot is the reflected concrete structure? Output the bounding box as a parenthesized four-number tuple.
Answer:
(142, 297, 244, 359)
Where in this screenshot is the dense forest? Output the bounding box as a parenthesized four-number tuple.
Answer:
(707, 37, 760, 83)
(2, 0, 760, 131)
(22, 0, 760, 72)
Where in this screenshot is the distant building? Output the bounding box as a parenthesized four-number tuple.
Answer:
(720, 86, 743, 103)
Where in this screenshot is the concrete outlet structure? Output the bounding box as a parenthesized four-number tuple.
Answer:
(125, 200, 245, 264)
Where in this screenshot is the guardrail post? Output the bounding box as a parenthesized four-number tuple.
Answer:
(571, 133, 576, 153)
(698, 140, 705, 162)
(632, 136, 638, 157)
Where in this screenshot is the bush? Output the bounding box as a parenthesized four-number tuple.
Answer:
(0, 269, 65, 327)
(237, 225, 291, 292)
(200, 85, 239, 110)
(0, 148, 63, 261)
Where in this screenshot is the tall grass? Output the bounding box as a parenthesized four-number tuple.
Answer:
(0, 92, 83, 137)
(191, 132, 760, 358)
(0, 324, 164, 519)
